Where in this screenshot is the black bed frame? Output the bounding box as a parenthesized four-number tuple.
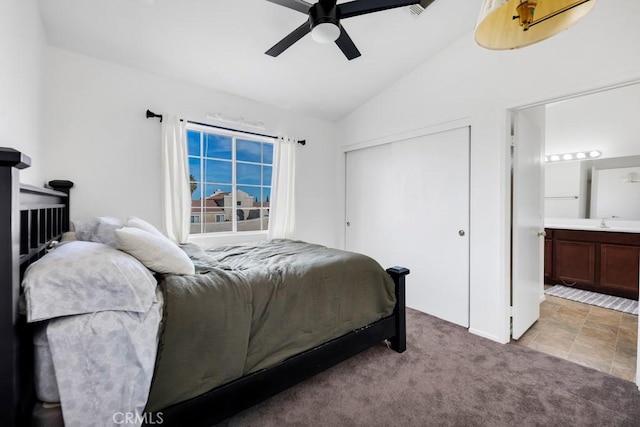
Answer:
(0, 148, 74, 426)
(0, 147, 409, 427)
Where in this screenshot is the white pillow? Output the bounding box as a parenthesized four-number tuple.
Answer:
(127, 216, 166, 239)
(115, 227, 195, 275)
(22, 241, 157, 322)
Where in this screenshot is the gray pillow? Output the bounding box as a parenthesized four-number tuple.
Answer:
(73, 216, 124, 247)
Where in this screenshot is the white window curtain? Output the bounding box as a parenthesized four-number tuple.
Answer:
(161, 116, 190, 243)
(268, 136, 297, 239)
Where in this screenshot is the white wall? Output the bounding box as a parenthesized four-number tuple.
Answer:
(338, 0, 640, 343)
(42, 48, 341, 248)
(0, 0, 45, 185)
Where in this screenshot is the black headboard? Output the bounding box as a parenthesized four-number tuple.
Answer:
(0, 147, 73, 425)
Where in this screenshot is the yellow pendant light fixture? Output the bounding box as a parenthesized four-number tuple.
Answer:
(475, 0, 596, 50)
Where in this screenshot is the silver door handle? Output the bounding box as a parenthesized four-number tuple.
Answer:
(537, 231, 546, 237)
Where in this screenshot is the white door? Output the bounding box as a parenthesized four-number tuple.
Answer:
(346, 127, 470, 327)
(344, 143, 398, 269)
(512, 108, 545, 339)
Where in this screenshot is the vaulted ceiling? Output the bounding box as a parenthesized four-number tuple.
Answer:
(37, 0, 480, 121)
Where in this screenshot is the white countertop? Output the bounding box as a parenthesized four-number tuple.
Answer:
(545, 218, 640, 233)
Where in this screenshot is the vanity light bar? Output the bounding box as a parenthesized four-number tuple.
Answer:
(544, 150, 602, 163)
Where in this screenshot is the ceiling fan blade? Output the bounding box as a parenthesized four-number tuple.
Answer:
(335, 26, 361, 60)
(265, 0, 312, 14)
(339, 0, 422, 19)
(265, 22, 311, 57)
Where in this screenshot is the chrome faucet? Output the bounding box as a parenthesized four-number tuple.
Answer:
(600, 218, 610, 228)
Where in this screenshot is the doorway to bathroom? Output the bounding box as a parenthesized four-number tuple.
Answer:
(510, 83, 640, 385)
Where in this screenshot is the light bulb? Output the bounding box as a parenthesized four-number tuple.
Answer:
(311, 23, 340, 44)
(550, 155, 560, 161)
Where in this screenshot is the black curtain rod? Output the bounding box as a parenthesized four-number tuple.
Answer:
(146, 109, 306, 145)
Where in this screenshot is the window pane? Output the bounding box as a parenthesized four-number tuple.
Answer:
(237, 163, 261, 185)
(190, 203, 203, 234)
(263, 143, 274, 164)
(187, 131, 201, 156)
(203, 207, 232, 233)
(205, 134, 232, 159)
(188, 157, 201, 182)
(203, 184, 231, 201)
(190, 180, 201, 201)
(204, 159, 231, 184)
(241, 209, 270, 231)
(201, 184, 232, 233)
(237, 206, 263, 232)
(237, 186, 260, 207)
(263, 166, 272, 186)
(237, 139, 262, 163)
(262, 187, 271, 208)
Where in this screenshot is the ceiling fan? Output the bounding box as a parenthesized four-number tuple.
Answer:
(265, 0, 435, 60)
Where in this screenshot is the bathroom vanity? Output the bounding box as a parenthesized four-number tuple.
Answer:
(544, 221, 640, 300)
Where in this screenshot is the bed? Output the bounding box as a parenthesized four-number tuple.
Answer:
(0, 147, 409, 426)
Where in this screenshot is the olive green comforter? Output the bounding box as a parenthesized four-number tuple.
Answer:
(146, 239, 395, 411)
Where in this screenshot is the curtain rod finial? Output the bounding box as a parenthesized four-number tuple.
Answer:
(146, 109, 163, 123)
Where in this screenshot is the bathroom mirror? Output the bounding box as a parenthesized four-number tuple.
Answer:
(544, 83, 640, 221)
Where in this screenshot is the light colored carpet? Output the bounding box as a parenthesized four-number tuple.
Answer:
(545, 285, 638, 315)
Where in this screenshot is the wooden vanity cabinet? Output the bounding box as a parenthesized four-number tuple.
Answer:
(544, 228, 640, 300)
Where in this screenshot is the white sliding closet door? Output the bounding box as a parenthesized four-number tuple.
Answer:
(346, 127, 470, 327)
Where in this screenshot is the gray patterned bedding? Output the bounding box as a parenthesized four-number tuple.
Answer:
(22, 241, 163, 427)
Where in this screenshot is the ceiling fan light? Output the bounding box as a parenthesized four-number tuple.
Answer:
(311, 23, 340, 44)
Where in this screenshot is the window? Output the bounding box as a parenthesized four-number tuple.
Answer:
(187, 125, 274, 234)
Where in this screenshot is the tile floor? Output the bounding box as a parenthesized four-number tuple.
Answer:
(514, 294, 638, 382)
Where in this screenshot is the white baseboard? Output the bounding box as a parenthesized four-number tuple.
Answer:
(469, 328, 508, 344)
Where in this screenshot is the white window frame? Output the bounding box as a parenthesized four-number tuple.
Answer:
(187, 123, 274, 236)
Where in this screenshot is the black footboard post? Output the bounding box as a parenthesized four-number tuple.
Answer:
(386, 266, 409, 353)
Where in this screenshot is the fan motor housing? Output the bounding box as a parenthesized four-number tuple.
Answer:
(309, 2, 339, 29)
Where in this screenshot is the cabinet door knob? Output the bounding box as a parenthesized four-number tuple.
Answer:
(458, 230, 465, 236)
(537, 231, 547, 237)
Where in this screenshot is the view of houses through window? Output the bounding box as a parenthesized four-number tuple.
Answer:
(187, 126, 274, 234)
